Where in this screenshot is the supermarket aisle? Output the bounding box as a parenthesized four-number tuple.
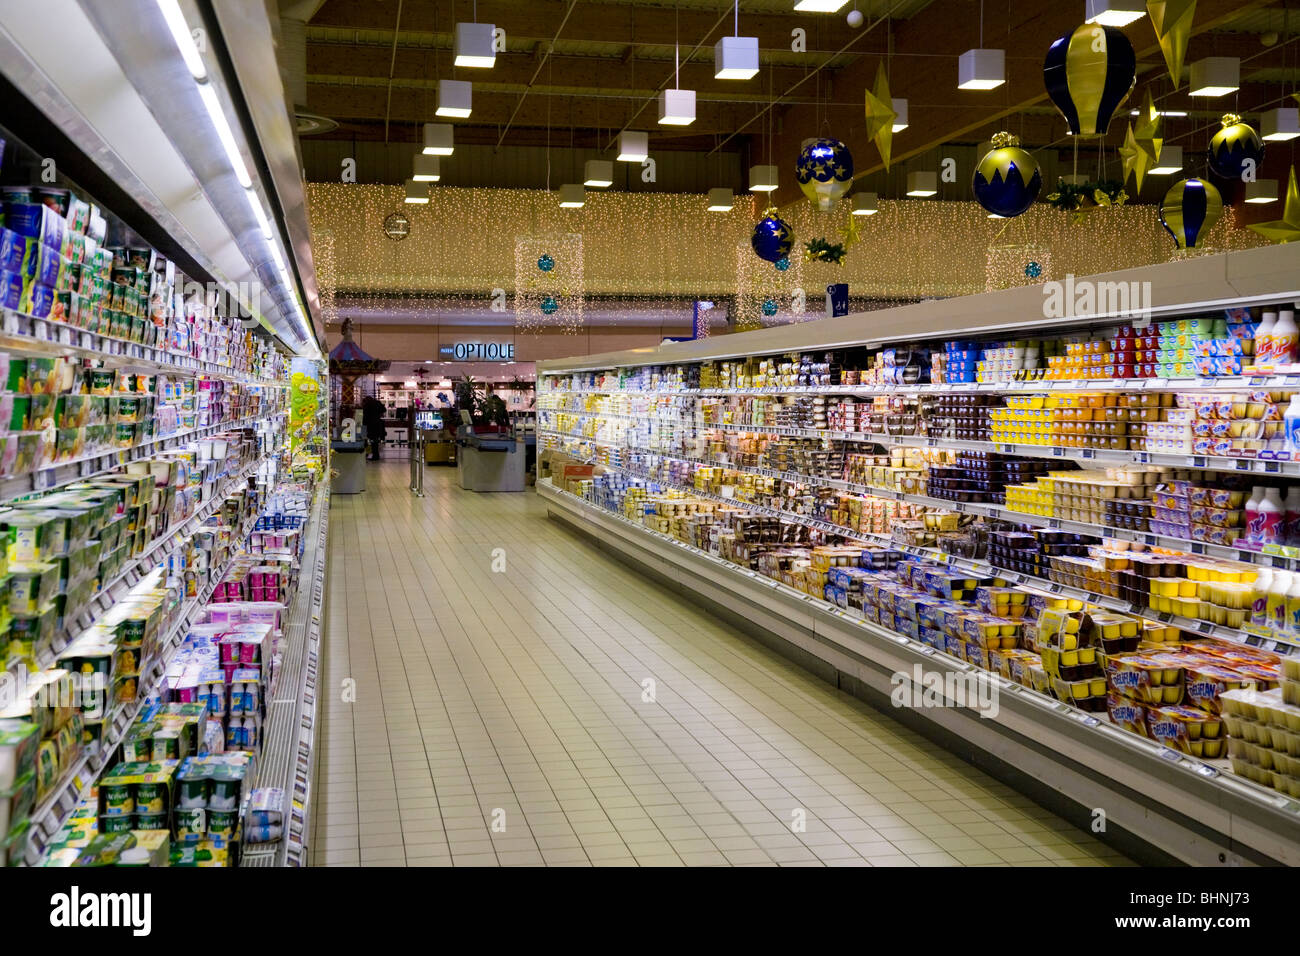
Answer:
(312, 463, 1131, 867)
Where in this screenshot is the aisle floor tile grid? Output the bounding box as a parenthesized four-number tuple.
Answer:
(311, 463, 1132, 867)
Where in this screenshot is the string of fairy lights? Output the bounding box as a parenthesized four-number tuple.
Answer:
(306, 183, 1266, 337)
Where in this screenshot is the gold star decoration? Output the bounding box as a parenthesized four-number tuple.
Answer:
(1118, 123, 1150, 193)
(1135, 88, 1163, 167)
(842, 213, 862, 249)
(863, 61, 897, 171)
(1147, 0, 1197, 90)
(1249, 166, 1300, 244)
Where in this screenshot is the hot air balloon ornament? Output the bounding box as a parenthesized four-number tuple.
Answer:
(1043, 23, 1136, 137)
(1159, 178, 1223, 251)
(795, 138, 854, 210)
(972, 132, 1043, 218)
(1207, 114, 1264, 183)
(751, 210, 794, 264)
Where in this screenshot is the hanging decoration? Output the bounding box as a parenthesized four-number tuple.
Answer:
(750, 210, 794, 263)
(1159, 177, 1223, 250)
(986, 242, 1054, 292)
(795, 138, 854, 211)
(1046, 178, 1128, 223)
(1043, 24, 1137, 137)
(863, 61, 898, 171)
(540, 295, 559, 314)
(775, 257, 791, 271)
(842, 213, 863, 249)
(803, 236, 848, 265)
(1025, 261, 1043, 279)
(1207, 114, 1264, 183)
(1248, 166, 1300, 244)
(762, 298, 778, 316)
(537, 254, 555, 272)
(1147, 0, 1196, 90)
(1118, 124, 1151, 194)
(515, 233, 585, 334)
(971, 132, 1042, 218)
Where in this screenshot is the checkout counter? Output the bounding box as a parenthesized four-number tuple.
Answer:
(457, 420, 526, 492)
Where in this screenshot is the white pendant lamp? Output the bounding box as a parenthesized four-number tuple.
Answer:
(617, 131, 648, 162)
(1149, 144, 1183, 174)
(436, 80, 472, 118)
(1084, 0, 1146, 26)
(659, 89, 696, 126)
(412, 155, 440, 182)
(403, 179, 428, 204)
(958, 48, 1005, 90)
(891, 98, 909, 132)
(422, 123, 454, 155)
(906, 171, 937, 196)
(1244, 179, 1279, 204)
(749, 165, 779, 192)
(1189, 57, 1239, 96)
(851, 192, 878, 215)
(454, 22, 496, 68)
(794, 1, 849, 10)
(1261, 107, 1300, 142)
(558, 184, 585, 208)
(714, 5, 758, 80)
(706, 188, 734, 212)
(583, 160, 613, 187)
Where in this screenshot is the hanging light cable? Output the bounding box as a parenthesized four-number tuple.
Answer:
(659, 1, 696, 124)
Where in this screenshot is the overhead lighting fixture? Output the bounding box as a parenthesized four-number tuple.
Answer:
(906, 171, 938, 196)
(1188, 57, 1239, 97)
(436, 79, 472, 118)
(1130, 108, 1187, 117)
(583, 159, 613, 187)
(558, 184, 585, 208)
(1084, 0, 1146, 26)
(196, 83, 251, 188)
(245, 189, 273, 239)
(714, 36, 759, 80)
(957, 49, 1005, 90)
(706, 188, 734, 212)
(794, 0, 850, 10)
(404, 179, 428, 204)
(412, 155, 441, 182)
(749, 164, 779, 192)
(422, 123, 454, 156)
(454, 22, 496, 68)
(616, 131, 648, 162)
(851, 192, 878, 215)
(658, 88, 696, 126)
(154, 0, 206, 79)
(1261, 107, 1300, 142)
(1150, 144, 1183, 174)
(1244, 179, 1279, 204)
(988, 213, 1005, 219)
(889, 98, 910, 133)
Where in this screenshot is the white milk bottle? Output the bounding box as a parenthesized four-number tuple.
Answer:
(1255, 311, 1278, 369)
(1273, 309, 1299, 367)
(1268, 570, 1294, 636)
(1245, 486, 1266, 545)
(1250, 567, 1273, 627)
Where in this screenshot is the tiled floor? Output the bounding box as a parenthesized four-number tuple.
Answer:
(311, 462, 1131, 867)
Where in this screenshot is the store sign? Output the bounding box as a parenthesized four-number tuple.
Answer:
(439, 342, 515, 361)
(826, 283, 849, 318)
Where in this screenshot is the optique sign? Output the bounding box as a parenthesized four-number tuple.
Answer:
(439, 342, 515, 361)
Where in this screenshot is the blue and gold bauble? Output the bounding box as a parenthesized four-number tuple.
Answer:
(972, 132, 1043, 218)
(537, 254, 555, 272)
(540, 295, 559, 315)
(1043, 24, 1136, 137)
(1207, 114, 1264, 183)
(1159, 178, 1223, 250)
(751, 212, 794, 263)
(795, 138, 854, 210)
(762, 298, 778, 317)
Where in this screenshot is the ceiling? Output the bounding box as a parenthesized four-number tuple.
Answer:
(286, 0, 1300, 207)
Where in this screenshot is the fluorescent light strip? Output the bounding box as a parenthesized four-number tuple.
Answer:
(154, 0, 207, 79)
(196, 82, 251, 188)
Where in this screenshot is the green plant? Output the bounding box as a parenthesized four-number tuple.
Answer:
(451, 375, 484, 424)
(1045, 178, 1128, 222)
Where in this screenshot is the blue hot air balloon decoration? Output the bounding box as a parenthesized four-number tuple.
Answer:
(751, 212, 794, 264)
(972, 132, 1043, 218)
(1159, 178, 1224, 250)
(796, 138, 854, 210)
(1043, 23, 1136, 137)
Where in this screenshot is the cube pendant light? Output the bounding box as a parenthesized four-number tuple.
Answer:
(906, 171, 937, 196)
(1244, 179, 1279, 204)
(658, 88, 696, 126)
(957, 48, 1005, 90)
(422, 123, 454, 155)
(851, 192, 878, 215)
(891, 98, 909, 132)
(748, 164, 779, 192)
(558, 184, 585, 208)
(1261, 107, 1300, 142)
(583, 160, 613, 187)
(1149, 144, 1183, 174)
(794, 1, 849, 10)
(706, 188, 734, 212)
(454, 22, 496, 68)
(403, 179, 428, 204)
(617, 131, 648, 162)
(714, 35, 759, 80)
(1084, 0, 1146, 26)
(436, 79, 472, 118)
(412, 155, 440, 182)
(1188, 57, 1239, 96)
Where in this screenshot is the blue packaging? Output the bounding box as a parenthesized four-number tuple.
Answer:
(0, 270, 22, 309)
(3, 202, 64, 249)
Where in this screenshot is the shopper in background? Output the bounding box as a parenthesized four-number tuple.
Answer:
(362, 394, 386, 461)
(483, 384, 509, 429)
